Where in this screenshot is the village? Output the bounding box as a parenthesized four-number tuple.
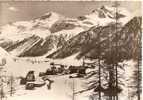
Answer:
(19, 59, 94, 90)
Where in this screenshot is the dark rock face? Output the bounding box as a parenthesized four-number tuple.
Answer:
(50, 21, 76, 33)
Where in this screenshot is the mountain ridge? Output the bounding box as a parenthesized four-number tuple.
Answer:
(47, 16, 141, 61)
(0, 5, 137, 58)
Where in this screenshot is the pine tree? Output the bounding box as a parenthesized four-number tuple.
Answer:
(130, 19, 142, 100)
(0, 81, 4, 100)
(108, 2, 122, 100)
(0, 71, 4, 100)
(8, 75, 16, 96)
(83, 26, 106, 100)
(0, 62, 5, 100)
(134, 15, 142, 100)
(114, 2, 120, 100)
(102, 2, 125, 99)
(72, 79, 75, 100)
(69, 78, 76, 100)
(131, 62, 142, 100)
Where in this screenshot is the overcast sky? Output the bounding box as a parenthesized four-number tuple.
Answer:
(0, 1, 142, 26)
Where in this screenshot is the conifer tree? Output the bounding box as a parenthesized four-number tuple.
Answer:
(8, 75, 16, 96)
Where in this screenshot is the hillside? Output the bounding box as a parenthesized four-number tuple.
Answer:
(47, 17, 141, 61)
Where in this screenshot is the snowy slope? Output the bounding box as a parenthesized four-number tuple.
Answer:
(80, 5, 133, 27)
(0, 12, 63, 42)
(0, 48, 48, 77)
(7, 75, 90, 100)
(0, 47, 14, 65)
(0, 47, 17, 75)
(34, 12, 65, 28)
(0, 21, 34, 41)
(53, 27, 84, 40)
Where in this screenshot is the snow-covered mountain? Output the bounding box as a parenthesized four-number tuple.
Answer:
(0, 5, 134, 57)
(0, 11, 84, 56)
(78, 5, 133, 27)
(47, 17, 141, 61)
(0, 12, 62, 41)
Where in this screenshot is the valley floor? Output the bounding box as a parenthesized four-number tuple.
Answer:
(0, 57, 139, 100)
(6, 75, 90, 100)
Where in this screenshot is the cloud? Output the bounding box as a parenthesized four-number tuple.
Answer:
(8, 7, 18, 12)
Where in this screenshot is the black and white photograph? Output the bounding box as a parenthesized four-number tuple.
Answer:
(0, 0, 142, 100)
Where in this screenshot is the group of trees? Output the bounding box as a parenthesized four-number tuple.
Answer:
(76, 2, 141, 100)
(0, 74, 16, 100)
(0, 59, 16, 100)
(85, 24, 123, 100)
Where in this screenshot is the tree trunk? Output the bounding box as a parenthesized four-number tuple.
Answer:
(98, 58, 101, 100)
(72, 79, 75, 100)
(137, 57, 141, 100)
(115, 63, 118, 100)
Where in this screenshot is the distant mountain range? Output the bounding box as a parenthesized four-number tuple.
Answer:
(0, 5, 141, 61)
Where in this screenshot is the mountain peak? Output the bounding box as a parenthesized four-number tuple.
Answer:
(91, 5, 131, 18)
(100, 5, 107, 10)
(84, 5, 132, 26)
(44, 11, 59, 16)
